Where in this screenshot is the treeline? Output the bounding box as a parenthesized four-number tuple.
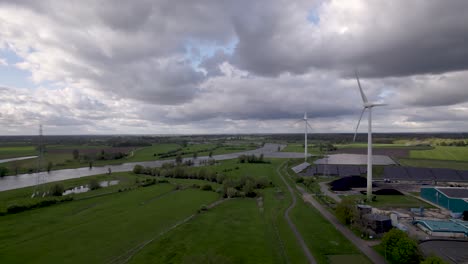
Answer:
(133, 164, 272, 198)
(155, 144, 221, 159)
(2, 196, 73, 215)
(238, 154, 270, 164)
(73, 149, 128, 162)
(438, 140, 467, 147)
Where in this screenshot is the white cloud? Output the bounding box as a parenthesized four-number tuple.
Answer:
(0, 0, 468, 134)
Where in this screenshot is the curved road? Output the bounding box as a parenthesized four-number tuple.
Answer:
(277, 162, 317, 264)
(0, 143, 309, 192)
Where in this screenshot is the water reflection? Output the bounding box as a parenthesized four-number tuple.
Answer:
(62, 180, 120, 195)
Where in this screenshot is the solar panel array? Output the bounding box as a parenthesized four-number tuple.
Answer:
(383, 166, 468, 182)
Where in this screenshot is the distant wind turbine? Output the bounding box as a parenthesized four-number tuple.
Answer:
(353, 72, 387, 202)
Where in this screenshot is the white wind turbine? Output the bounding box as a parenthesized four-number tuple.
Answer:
(295, 112, 313, 162)
(353, 72, 386, 202)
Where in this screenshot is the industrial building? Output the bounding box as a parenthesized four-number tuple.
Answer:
(420, 187, 468, 214)
(414, 219, 468, 238)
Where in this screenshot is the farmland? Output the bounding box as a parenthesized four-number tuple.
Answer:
(0, 142, 258, 176)
(409, 146, 468, 162)
(0, 155, 372, 263)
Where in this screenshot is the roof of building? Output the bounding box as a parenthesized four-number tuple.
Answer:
(437, 187, 468, 198)
(291, 162, 310, 173)
(414, 219, 468, 234)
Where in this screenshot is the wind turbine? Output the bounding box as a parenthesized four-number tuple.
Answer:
(295, 112, 313, 162)
(353, 72, 386, 202)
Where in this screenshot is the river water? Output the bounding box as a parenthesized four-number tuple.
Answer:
(0, 144, 307, 192)
(0, 156, 38, 164)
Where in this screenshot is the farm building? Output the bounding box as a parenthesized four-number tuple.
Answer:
(420, 187, 468, 213)
(414, 219, 468, 238)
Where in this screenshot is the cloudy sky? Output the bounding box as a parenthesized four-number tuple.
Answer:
(1, 0, 468, 135)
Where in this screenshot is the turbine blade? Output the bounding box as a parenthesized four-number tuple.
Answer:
(355, 71, 368, 103)
(370, 103, 387, 107)
(353, 108, 366, 142)
(306, 121, 313, 132)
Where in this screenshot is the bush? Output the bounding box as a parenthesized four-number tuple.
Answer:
(295, 177, 304, 183)
(421, 256, 447, 264)
(133, 165, 144, 174)
(89, 179, 101, 190)
(6, 197, 73, 214)
(226, 187, 237, 198)
(335, 198, 358, 225)
(380, 229, 421, 264)
(49, 183, 64, 196)
(201, 184, 213, 191)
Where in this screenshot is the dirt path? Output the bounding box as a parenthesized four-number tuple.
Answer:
(277, 162, 317, 264)
(296, 185, 386, 264)
(319, 181, 342, 203)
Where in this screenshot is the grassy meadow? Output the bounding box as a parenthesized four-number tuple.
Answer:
(0, 156, 371, 263)
(409, 146, 468, 162)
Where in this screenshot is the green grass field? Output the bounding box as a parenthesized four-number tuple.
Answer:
(130, 199, 279, 264)
(0, 146, 37, 159)
(0, 158, 371, 263)
(409, 146, 468, 161)
(0, 184, 218, 263)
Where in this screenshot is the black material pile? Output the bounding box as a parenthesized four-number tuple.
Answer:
(330, 176, 374, 191)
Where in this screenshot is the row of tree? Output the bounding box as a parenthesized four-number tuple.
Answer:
(238, 154, 269, 164)
(133, 164, 272, 198)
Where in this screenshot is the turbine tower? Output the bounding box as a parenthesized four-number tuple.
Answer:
(353, 72, 386, 202)
(297, 112, 313, 162)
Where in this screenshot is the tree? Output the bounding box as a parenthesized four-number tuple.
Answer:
(50, 183, 64, 196)
(175, 154, 183, 164)
(208, 151, 213, 158)
(380, 229, 421, 264)
(89, 161, 93, 169)
(421, 256, 447, 264)
(89, 179, 101, 190)
(335, 198, 358, 225)
(193, 151, 198, 159)
(47, 161, 53, 172)
(0, 166, 9, 177)
(242, 179, 256, 197)
(133, 165, 143, 174)
(226, 187, 237, 198)
(72, 149, 79, 160)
